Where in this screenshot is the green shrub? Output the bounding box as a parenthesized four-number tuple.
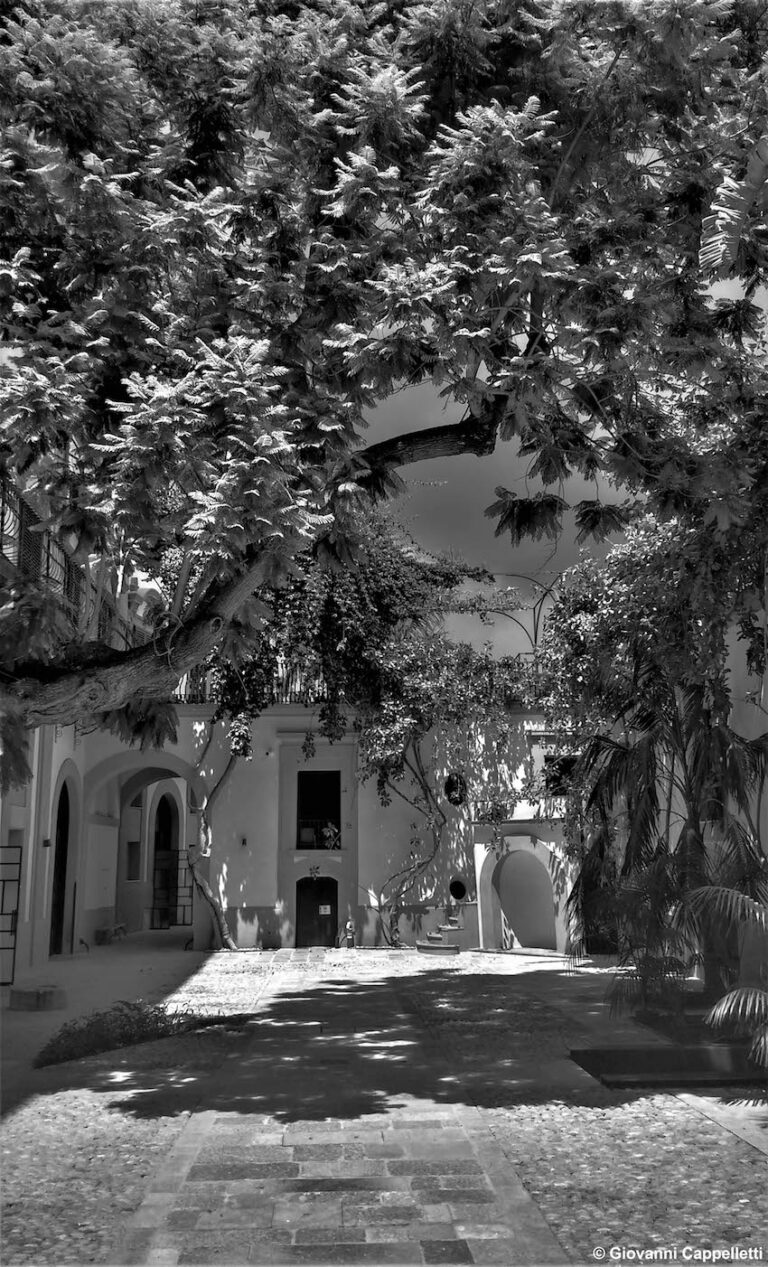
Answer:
(33, 999, 196, 1067)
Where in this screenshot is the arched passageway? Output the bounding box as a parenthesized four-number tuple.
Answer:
(151, 793, 183, 929)
(492, 849, 557, 950)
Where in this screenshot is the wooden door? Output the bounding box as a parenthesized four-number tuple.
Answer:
(295, 876, 338, 947)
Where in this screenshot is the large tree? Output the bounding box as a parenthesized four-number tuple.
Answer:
(2, 0, 768, 769)
(205, 512, 524, 943)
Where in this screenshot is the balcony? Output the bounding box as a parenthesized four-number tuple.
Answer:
(0, 473, 140, 651)
(296, 818, 342, 850)
(175, 659, 329, 707)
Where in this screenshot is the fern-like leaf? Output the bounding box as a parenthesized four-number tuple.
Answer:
(484, 488, 567, 544)
(699, 135, 768, 275)
(574, 500, 629, 544)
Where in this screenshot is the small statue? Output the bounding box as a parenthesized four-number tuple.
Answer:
(344, 918, 356, 948)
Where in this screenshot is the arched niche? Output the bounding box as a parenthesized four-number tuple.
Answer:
(474, 832, 574, 953)
(492, 849, 557, 950)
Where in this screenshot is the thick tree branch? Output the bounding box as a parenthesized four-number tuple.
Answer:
(358, 411, 500, 485)
(2, 550, 276, 729)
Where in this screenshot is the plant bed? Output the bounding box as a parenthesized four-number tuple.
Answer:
(570, 1044, 767, 1088)
(33, 1001, 256, 1068)
(634, 1006, 738, 1046)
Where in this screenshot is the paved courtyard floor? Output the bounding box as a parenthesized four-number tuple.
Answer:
(2, 946, 767, 1266)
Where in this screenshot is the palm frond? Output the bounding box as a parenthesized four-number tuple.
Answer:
(584, 738, 632, 813)
(705, 986, 768, 1031)
(748, 1023, 768, 1069)
(686, 885, 768, 933)
(608, 971, 645, 1016)
(709, 822, 768, 902)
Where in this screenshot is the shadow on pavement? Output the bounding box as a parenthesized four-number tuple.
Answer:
(3, 968, 718, 1124)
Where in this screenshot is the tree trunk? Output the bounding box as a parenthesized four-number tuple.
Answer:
(187, 848, 238, 951)
(187, 752, 238, 951)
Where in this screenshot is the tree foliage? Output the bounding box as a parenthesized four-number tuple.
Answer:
(2, 0, 768, 755)
(208, 513, 524, 940)
(535, 517, 768, 1055)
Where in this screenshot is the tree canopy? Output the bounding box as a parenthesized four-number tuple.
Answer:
(203, 512, 524, 940)
(2, 0, 768, 760)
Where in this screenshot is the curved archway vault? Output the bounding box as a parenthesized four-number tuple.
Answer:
(80, 751, 206, 943)
(493, 849, 557, 950)
(475, 834, 574, 954)
(84, 752, 208, 815)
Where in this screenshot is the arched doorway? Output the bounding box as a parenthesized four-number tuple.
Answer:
(151, 794, 180, 929)
(493, 850, 557, 950)
(49, 783, 70, 955)
(296, 876, 338, 948)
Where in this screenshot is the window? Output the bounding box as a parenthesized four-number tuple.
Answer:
(126, 840, 141, 881)
(296, 771, 341, 849)
(543, 755, 579, 796)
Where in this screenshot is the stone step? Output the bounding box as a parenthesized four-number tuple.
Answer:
(438, 923, 462, 934)
(415, 940, 460, 955)
(425, 931, 444, 943)
(9, 984, 67, 1011)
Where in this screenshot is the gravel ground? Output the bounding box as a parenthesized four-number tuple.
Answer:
(2, 951, 766, 1265)
(398, 970, 768, 1258)
(1, 1090, 185, 1264)
(489, 1096, 768, 1260)
(0, 1029, 240, 1265)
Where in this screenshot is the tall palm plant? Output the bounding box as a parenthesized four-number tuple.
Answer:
(569, 674, 768, 1058)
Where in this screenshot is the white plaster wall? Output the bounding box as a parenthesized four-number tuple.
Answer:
(210, 738, 280, 906)
(84, 823, 119, 909)
(357, 777, 414, 903)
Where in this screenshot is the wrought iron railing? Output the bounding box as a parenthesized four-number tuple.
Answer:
(0, 473, 139, 651)
(174, 660, 329, 707)
(296, 818, 342, 850)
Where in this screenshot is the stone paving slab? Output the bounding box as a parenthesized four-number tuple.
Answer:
(111, 962, 571, 1266)
(92, 950, 767, 1265)
(5, 947, 767, 1264)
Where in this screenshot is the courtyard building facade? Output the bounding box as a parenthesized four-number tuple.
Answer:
(0, 673, 574, 985)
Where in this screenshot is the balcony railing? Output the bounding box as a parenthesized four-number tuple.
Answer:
(296, 818, 342, 850)
(0, 473, 140, 651)
(175, 660, 329, 707)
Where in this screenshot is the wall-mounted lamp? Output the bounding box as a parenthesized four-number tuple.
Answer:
(241, 836, 248, 849)
(42, 837, 51, 849)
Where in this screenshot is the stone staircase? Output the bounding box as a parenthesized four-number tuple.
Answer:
(415, 911, 462, 955)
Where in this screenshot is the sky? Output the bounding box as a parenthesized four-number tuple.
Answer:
(366, 383, 620, 654)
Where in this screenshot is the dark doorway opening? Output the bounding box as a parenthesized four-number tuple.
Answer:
(151, 794, 186, 929)
(296, 771, 341, 849)
(296, 875, 338, 947)
(49, 783, 70, 955)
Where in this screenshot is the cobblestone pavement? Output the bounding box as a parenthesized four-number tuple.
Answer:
(2, 949, 767, 1266)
